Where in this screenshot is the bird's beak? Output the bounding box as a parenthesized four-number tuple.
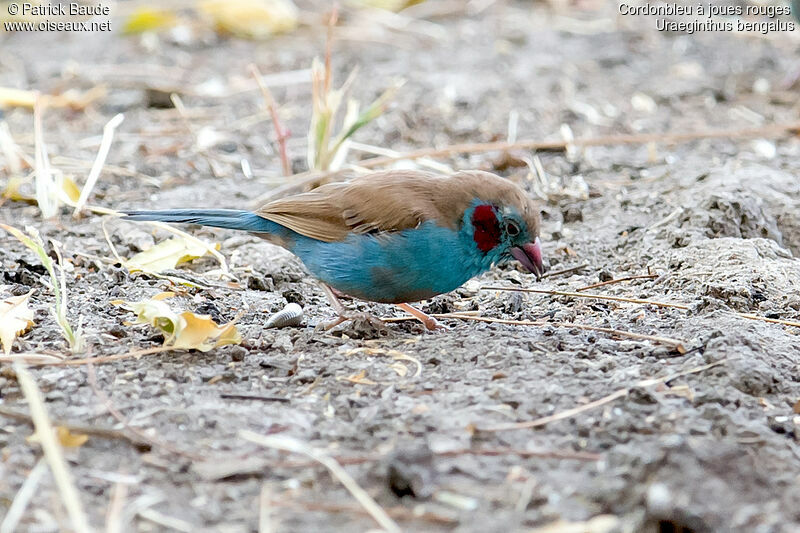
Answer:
(510, 237, 544, 279)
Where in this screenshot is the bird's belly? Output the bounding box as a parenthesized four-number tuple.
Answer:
(289, 225, 488, 304)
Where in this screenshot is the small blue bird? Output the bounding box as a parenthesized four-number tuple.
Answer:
(125, 170, 544, 330)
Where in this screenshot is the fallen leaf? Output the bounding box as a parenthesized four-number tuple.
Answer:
(57, 426, 89, 447)
(114, 293, 241, 351)
(126, 236, 219, 273)
(338, 369, 377, 385)
(27, 426, 89, 448)
(123, 6, 178, 34)
(200, 0, 298, 39)
(2, 176, 81, 204)
(0, 289, 35, 355)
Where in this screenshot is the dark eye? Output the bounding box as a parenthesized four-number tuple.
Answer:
(505, 221, 520, 237)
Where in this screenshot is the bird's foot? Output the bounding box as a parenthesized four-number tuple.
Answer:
(395, 303, 445, 331)
(321, 311, 388, 334)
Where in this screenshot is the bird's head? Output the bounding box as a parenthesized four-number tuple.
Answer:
(455, 172, 544, 278)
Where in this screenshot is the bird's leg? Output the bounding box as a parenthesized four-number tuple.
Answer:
(320, 284, 385, 331)
(395, 303, 443, 331)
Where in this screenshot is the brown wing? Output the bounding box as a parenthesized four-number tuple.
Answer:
(256, 170, 452, 242)
(255, 169, 539, 243)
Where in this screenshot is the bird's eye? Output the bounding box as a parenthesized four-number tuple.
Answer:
(505, 221, 520, 237)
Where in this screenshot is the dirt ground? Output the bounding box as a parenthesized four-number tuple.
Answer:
(2, 1, 800, 532)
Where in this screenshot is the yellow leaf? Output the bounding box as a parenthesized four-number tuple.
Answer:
(115, 294, 241, 351)
(1, 177, 35, 203)
(173, 312, 242, 351)
(200, 0, 298, 39)
(0, 290, 35, 355)
(27, 426, 89, 448)
(126, 236, 218, 273)
(56, 426, 89, 447)
(62, 176, 81, 203)
(123, 6, 177, 34)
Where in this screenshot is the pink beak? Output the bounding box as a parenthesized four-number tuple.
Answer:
(510, 237, 544, 279)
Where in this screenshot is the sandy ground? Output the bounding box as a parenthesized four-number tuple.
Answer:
(2, 1, 800, 532)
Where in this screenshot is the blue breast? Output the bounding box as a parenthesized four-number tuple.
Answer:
(288, 221, 497, 303)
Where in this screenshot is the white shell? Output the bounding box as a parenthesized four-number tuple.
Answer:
(265, 303, 303, 328)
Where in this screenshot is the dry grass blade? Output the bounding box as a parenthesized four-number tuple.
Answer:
(13, 362, 90, 533)
(33, 95, 61, 218)
(259, 483, 274, 533)
(484, 286, 800, 329)
(356, 121, 800, 168)
(389, 312, 686, 351)
(240, 430, 401, 533)
(479, 360, 726, 432)
(576, 274, 658, 291)
(482, 286, 689, 310)
(250, 64, 291, 176)
(73, 113, 124, 217)
(0, 457, 47, 533)
(540, 263, 589, 279)
(0, 405, 151, 450)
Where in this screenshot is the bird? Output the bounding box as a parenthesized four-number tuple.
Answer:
(124, 169, 544, 330)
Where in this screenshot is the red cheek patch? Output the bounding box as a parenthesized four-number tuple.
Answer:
(472, 204, 501, 252)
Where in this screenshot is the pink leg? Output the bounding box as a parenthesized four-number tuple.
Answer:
(320, 284, 385, 331)
(396, 303, 443, 331)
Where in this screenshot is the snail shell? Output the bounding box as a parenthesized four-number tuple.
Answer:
(265, 303, 303, 328)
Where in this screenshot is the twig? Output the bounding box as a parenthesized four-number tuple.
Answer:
(482, 286, 689, 310)
(0, 457, 47, 533)
(0, 405, 151, 450)
(250, 64, 291, 176)
(389, 312, 686, 351)
(86, 362, 201, 460)
(324, 6, 338, 95)
(356, 122, 800, 168)
(13, 362, 91, 533)
(72, 113, 124, 217)
(437, 447, 601, 461)
(482, 286, 800, 329)
(170, 93, 224, 178)
(267, 498, 458, 526)
(105, 479, 129, 533)
(259, 483, 274, 533)
(541, 263, 589, 279)
(479, 359, 726, 431)
(35, 345, 175, 366)
(240, 430, 401, 533)
(220, 393, 291, 403)
(576, 274, 657, 291)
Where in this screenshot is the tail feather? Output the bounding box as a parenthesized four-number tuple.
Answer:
(123, 209, 276, 233)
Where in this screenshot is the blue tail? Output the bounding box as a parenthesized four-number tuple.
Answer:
(123, 209, 276, 233)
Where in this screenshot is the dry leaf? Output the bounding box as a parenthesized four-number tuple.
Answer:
(126, 236, 219, 273)
(1, 176, 80, 204)
(0, 289, 35, 355)
(200, 0, 298, 39)
(338, 369, 377, 385)
(27, 426, 89, 448)
(114, 293, 241, 351)
(123, 6, 178, 34)
(56, 426, 89, 447)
